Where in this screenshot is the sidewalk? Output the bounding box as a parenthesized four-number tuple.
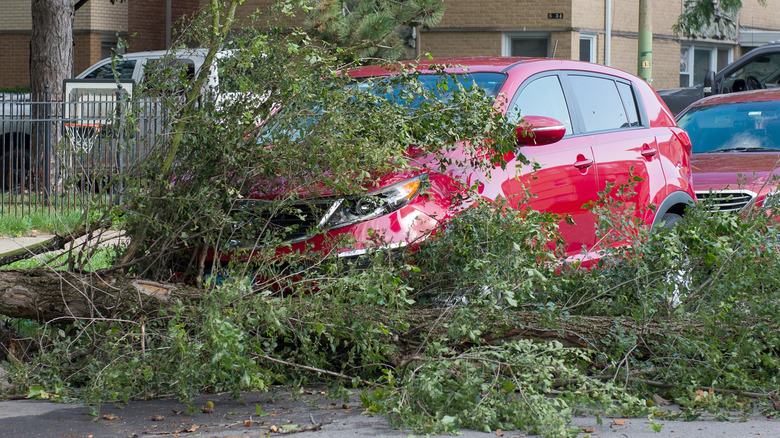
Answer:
(0, 388, 777, 438)
(0, 231, 125, 261)
(0, 235, 55, 256)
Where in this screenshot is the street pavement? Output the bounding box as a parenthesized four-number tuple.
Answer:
(0, 387, 778, 438)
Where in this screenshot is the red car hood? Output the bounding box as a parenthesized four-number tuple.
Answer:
(691, 152, 780, 194)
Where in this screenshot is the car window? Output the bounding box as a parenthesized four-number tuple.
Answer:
(723, 53, 780, 92)
(141, 58, 196, 96)
(508, 75, 573, 136)
(82, 59, 137, 80)
(568, 75, 630, 132)
(142, 58, 196, 82)
(358, 72, 507, 108)
(616, 82, 641, 127)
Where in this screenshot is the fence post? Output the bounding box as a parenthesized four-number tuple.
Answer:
(115, 84, 125, 203)
(43, 84, 51, 204)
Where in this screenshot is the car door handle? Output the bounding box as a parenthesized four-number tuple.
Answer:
(573, 157, 594, 169)
(641, 147, 658, 157)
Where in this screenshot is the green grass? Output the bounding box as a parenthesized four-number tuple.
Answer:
(5, 245, 118, 270)
(0, 209, 84, 237)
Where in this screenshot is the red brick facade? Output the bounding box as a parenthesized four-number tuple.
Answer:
(127, 0, 200, 52)
(2, 0, 780, 90)
(0, 33, 31, 89)
(73, 32, 102, 78)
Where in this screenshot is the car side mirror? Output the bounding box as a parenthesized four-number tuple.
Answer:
(703, 71, 716, 96)
(516, 115, 566, 146)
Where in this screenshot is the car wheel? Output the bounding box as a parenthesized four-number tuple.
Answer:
(657, 212, 683, 231)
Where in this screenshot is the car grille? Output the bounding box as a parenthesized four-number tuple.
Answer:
(695, 190, 756, 212)
(229, 198, 338, 247)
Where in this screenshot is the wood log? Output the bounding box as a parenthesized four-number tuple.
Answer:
(0, 269, 202, 321)
(399, 308, 777, 353)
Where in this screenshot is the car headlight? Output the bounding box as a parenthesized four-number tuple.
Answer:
(762, 191, 780, 209)
(322, 174, 426, 230)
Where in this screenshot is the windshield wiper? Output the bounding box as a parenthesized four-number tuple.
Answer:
(705, 146, 779, 153)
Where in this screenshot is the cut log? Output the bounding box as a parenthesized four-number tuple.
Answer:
(0, 269, 202, 321)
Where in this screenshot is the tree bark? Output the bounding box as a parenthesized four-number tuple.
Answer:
(398, 308, 780, 355)
(30, 0, 74, 191)
(30, 0, 74, 98)
(0, 270, 201, 321)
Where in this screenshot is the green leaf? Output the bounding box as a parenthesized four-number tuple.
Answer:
(281, 424, 301, 430)
(441, 415, 456, 425)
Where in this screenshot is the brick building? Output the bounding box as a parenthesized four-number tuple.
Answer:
(415, 0, 780, 90)
(0, 0, 198, 89)
(1, 0, 779, 91)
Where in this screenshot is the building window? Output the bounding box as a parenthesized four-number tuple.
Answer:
(579, 34, 596, 62)
(680, 45, 732, 87)
(503, 33, 550, 57)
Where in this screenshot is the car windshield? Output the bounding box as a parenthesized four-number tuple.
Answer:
(256, 72, 507, 143)
(677, 100, 780, 153)
(356, 72, 507, 107)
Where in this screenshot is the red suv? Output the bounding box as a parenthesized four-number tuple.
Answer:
(228, 58, 694, 262)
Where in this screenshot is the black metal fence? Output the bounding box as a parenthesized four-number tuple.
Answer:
(0, 87, 165, 217)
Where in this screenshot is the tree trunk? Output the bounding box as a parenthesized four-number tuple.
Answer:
(0, 270, 201, 321)
(30, 0, 74, 98)
(397, 309, 780, 357)
(30, 0, 74, 193)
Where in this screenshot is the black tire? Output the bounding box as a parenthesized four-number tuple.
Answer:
(1, 133, 30, 191)
(657, 212, 683, 232)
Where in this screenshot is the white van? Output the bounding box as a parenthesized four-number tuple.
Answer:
(76, 49, 210, 85)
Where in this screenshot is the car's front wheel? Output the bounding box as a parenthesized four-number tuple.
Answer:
(657, 212, 683, 231)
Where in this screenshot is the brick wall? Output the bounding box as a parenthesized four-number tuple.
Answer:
(419, 32, 502, 57)
(609, 36, 638, 77)
(607, 0, 684, 36)
(196, 0, 302, 26)
(551, 31, 575, 59)
(739, 0, 776, 30)
(73, 33, 102, 77)
(0, 0, 32, 30)
(652, 38, 680, 90)
(655, 0, 682, 35)
(573, 0, 604, 29)
(128, 0, 166, 51)
(76, 0, 128, 32)
(0, 33, 30, 88)
(128, 0, 200, 52)
(436, 0, 573, 28)
(418, 0, 689, 89)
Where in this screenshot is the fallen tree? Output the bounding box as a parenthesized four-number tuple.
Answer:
(0, 269, 200, 321)
(1, 2, 779, 437)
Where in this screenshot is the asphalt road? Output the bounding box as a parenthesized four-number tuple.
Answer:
(0, 388, 778, 438)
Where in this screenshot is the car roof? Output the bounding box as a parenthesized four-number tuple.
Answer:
(89, 49, 210, 64)
(348, 56, 631, 77)
(687, 88, 780, 108)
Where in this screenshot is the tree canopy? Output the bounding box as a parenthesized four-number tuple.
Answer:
(675, 0, 766, 38)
